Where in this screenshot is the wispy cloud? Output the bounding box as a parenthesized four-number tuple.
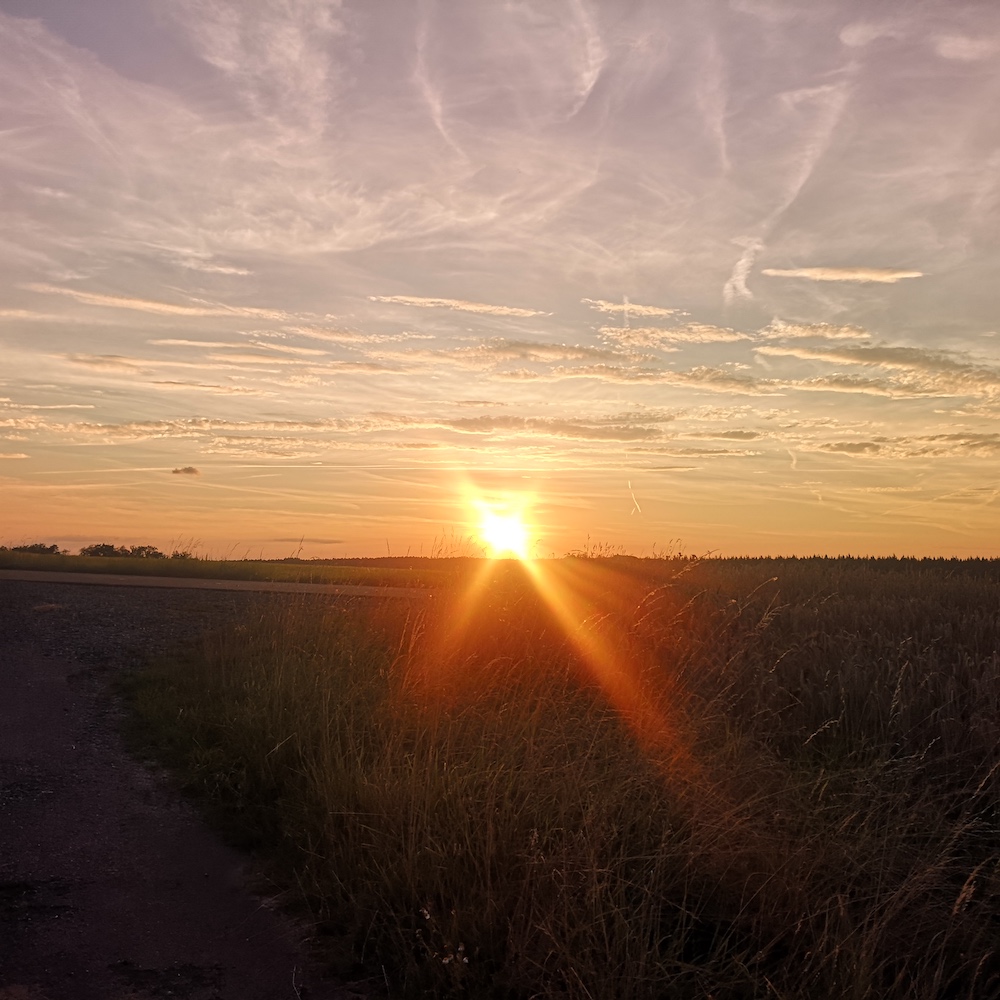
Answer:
(177, 257, 251, 275)
(383, 413, 667, 442)
(148, 380, 275, 396)
(761, 319, 871, 341)
(26, 284, 287, 319)
(790, 374, 934, 398)
(285, 326, 435, 345)
(602, 323, 750, 346)
(724, 239, 764, 304)
(758, 344, 1000, 398)
(536, 365, 787, 395)
(64, 354, 147, 371)
(171, 0, 347, 139)
(67, 416, 355, 443)
(0, 452, 29, 459)
(1, 399, 95, 410)
(799, 432, 1000, 461)
(0, 416, 48, 432)
(598, 329, 680, 352)
(758, 343, 1000, 376)
(369, 295, 548, 318)
(199, 436, 325, 459)
(916, 432, 1000, 456)
(839, 22, 902, 47)
(582, 298, 681, 319)
(934, 35, 1000, 61)
(724, 70, 855, 303)
(398, 338, 633, 372)
(29, 409, 676, 452)
(149, 339, 247, 349)
(61, 353, 326, 377)
(247, 342, 328, 356)
(459, 338, 627, 364)
(0, 309, 79, 322)
(817, 441, 882, 455)
(685, 429, 764, 441)
(203, 352, 318, 368)
(151, 338, 327, 357)
(760, 267, 924, 283)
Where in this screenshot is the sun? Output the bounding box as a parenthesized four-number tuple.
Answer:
(478, 507, 531, 560)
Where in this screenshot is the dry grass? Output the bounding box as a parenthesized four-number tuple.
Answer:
(124, 556, 1000, 999)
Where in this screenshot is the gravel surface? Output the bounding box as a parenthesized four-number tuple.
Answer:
(0, 569, 429, 598)
(0, 578, 281, 665)
(0, 580, 371, 1000)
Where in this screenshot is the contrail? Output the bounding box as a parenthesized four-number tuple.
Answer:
(628, 480, 642, 515)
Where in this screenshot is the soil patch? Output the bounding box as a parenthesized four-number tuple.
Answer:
(0, 581, 371, 1000)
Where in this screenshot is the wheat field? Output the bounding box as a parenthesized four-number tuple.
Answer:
(125, 556, 1000, 999)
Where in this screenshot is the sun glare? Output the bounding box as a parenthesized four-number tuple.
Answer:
(479, 507, 531, 559)
(480, 509, 529, 559)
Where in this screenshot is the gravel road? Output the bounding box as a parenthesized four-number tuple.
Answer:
(0, 579, 373, 1000)
(0, 569, 429, 598)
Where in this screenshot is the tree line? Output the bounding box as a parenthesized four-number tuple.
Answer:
(1, 543, 193, 559)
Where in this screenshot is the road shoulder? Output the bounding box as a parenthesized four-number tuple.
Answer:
(0, 581, 364, 1000)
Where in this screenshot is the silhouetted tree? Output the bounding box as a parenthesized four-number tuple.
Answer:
(127, 545, 166, 559)
(9, 543, 63, 555)
(79, 543, 125, 557)
(78, 543, 165, 558)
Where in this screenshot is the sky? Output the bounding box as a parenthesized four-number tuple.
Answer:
(2, 0, 1000, 559)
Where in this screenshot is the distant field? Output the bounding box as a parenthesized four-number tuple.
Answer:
(0, 549, 454, 588)
(5, 548, 997, 592)
(124, 555, 1000, 1000)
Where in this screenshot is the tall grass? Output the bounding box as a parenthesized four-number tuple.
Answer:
(126, 557, 1000, 999)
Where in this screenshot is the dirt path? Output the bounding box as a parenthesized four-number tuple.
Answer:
(0, 581, 375, 1000)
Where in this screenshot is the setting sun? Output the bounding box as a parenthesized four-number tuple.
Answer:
(479, 508, 531, 559)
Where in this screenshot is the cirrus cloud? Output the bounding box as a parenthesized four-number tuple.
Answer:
(25, 285, 288, 319)
(582, 298, 681, 318)
(760, 267, 924, 283)
(369, 295, 548, 318)
(934, 35, 1000, 61)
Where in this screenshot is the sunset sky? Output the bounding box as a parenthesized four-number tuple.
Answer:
(2, 0, 999, 558)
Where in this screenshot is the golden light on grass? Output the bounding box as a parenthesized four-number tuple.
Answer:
(522, 556, 701, 782)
